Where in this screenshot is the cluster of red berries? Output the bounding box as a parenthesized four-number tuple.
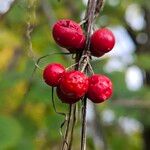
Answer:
(43, 19, 115, 104)
(52, 19, 115, 57)
(43, 63, 113, 104)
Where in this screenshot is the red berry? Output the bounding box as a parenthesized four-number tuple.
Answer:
(57, 70, 89, 103)
(43, 63, 65, 87)
(90, 28, 115, 57)
(87, 74, 113, 103)
(56, 87, 79, 104)
(52, 19, 85, 53)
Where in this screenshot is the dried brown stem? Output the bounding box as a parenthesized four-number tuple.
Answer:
(80, 0, 105, 149)
(68, 105, 77, 150)
(80, 0, 98, 150)
(95, 0, 105, 17)
(83, 0, 97, 53)
(61, 104, 72, 150)
(81, 96, 87, 150)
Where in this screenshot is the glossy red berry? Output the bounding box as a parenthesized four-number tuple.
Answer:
(43, 63, 65, 87)
(87, 74, 113, 103)
(52, 19, 85, 53)
(56, 87, 79, 104)
(57, 70, 89, 103)
(90, 28, 115, 57)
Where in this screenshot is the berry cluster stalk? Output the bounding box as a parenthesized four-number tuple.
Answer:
(80, 0, 98, 149)
(61, 0, 104, 150)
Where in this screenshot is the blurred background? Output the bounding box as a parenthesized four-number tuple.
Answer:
(0, 0, 150, 149)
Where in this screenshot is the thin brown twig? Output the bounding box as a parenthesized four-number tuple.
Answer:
(61, 104, 73, 150)
(66, 63, 79, 71)
(81, 96, 87, 150)
(80, 0, 98, 149)
(87, 62, 94, 75)
(68, 104, 77, 150)
(81, 61, 88, 72)
(95, 0, 105, 17)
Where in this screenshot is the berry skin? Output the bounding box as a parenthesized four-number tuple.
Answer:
(87, 74, 113, 103)
(52, 19, 85, 53)
(90, 28, 115, 57)
(56, 87, 80, 104)
(43, 63, 65, 87)
(57, 70, 89, 104)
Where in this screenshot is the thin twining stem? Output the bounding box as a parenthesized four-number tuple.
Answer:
(51, 87, 68, 139)
(35, 52, 71, 70)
